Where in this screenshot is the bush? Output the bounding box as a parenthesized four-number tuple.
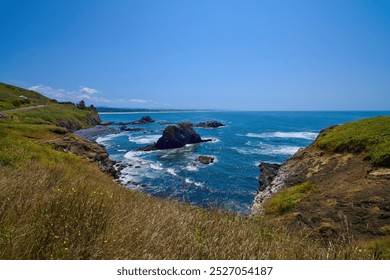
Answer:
(12, 100, 21, 107)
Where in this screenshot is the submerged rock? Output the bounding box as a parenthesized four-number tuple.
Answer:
(196, 156, 215, 164)
(194, 121, 225, 128)
(139, 122, 212, 151)
(119, 125, 144, 132)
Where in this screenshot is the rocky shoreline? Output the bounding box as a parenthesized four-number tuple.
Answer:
(72, 117, 223, 187)
(251, 125, 390, 240)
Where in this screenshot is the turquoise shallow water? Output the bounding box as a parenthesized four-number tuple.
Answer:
(97, 111, 389, 213)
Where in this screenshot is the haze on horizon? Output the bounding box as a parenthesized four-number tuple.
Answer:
(1, 0, 389, 111)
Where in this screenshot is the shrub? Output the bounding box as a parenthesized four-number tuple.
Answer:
(12, 100, 21, 107)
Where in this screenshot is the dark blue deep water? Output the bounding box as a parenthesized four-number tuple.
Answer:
(98, 111, 389, 213)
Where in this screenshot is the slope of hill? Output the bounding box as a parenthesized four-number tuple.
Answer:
(252, 117, 390, 250)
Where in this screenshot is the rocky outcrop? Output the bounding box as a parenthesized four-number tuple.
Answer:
(57, 110, 102, 132)
(139, 122, 212, 151)
(46, 135, 116, 176)
(252, 126, 390, 240)
(130, 116, 155, 124)
(194, 121, 225, 128)
(196, 156, 214, 164)
(257, 163, 280, 191)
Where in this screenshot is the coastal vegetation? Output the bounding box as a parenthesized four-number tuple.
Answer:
(264, 182, 315, 215)
(316, 116, 390, 167)
(0, 83, 388, 259)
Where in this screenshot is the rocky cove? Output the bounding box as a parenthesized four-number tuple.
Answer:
(72, 113, 390, 241)
(2, 83, 389, 260)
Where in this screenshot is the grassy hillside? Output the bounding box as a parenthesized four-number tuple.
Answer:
(0, 82, 50, 110)
(0, 83, 100, 131)
(316, 116, 390, 167)
(0, 83, 387, 259)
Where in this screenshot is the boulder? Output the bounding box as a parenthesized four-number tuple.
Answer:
(139, 122, 211, 151)
(194, 121, 225, 128)
(196, 156, 215, 164)
(131, 116, 155, 124)
(258, 162, 280, 191)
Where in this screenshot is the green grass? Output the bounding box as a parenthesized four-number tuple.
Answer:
(264, 182, 315, 215)
(0, 82, 50, 110)
(316, 116, 390, 167)
(0, 82, 100, 131)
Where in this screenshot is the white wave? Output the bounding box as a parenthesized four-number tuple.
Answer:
(117, 149, 127, 152)
(254, 160, 281, 166)
(244, 131, 318, 140)
(128, 135, 160, 145)
(185, 164, 198, 172)
(233, 145, 302, 156)
(96, 133, 125, 144)
(124, 150, 147, 161)
(203, 137, 221, 143)
(185, 178, 205, 188)
(158, 145, 196, 158)
(150, 163, 163, 170)
(167, 168, 178, 176)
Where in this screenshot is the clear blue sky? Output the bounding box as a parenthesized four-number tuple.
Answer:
(1, 0, 389, 110)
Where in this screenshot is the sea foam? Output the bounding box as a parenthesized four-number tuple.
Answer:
(244, 131, 318, 140)
(128, 135, 160, 145)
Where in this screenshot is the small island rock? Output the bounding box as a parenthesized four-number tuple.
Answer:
(139, 122, 211, 151)
(196, 156, 215, 164)
(131, 116, 155, 124)
(194, 121, 225, 128)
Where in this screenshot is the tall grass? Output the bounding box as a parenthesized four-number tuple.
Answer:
(0, 152, 379, 259)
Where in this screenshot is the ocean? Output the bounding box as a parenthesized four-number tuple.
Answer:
(97, 111, 389, 214)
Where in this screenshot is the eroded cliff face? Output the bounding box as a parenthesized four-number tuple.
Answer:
(252, 133, 390, 240)
(46, 134, 116, 177)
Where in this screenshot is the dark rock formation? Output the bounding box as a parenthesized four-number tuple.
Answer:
(139, 122, 212, 151)
(258, 163, 280, 191)
(194, 121, 225, 128)
(196, 156, 215, 164)
(130, 116, 155, 124)
(57, 110, 101, 132)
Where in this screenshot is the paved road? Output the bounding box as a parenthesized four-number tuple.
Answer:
(0, 105, 48, 116)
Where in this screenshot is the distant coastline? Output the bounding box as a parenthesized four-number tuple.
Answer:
(98, 110, 214, 115)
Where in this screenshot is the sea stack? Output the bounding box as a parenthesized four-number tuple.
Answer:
(139, 122, 212, 151)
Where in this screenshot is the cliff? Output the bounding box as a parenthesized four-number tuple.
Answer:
(252, 117, 390, 240)
(0, 82, 112, 175)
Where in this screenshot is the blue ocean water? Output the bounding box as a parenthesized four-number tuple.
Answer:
(97, 111, 389, 213)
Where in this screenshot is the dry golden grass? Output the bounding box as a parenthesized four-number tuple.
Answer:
(0, 151, 381, 259)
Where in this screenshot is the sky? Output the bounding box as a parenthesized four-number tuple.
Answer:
(1, 0, 389, 110)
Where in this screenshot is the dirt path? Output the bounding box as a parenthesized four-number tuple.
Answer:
(0, 105, 48, 116)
